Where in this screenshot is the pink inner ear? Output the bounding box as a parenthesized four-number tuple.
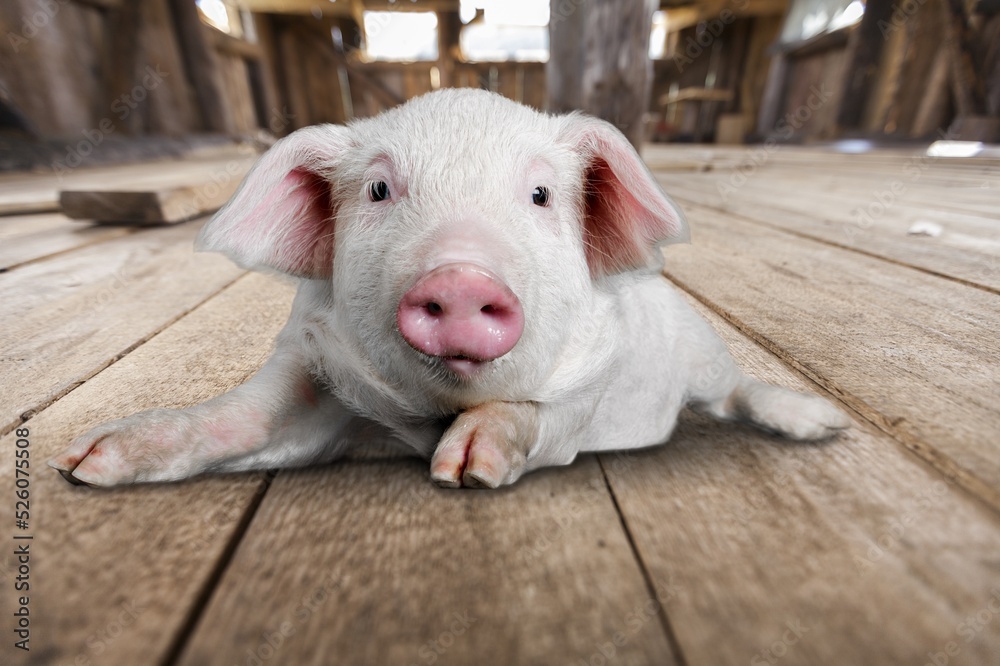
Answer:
(248, 167, 336, 278)
(583, 157, 652, 276)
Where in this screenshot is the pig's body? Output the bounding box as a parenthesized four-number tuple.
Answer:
(50, 89, 849, 489)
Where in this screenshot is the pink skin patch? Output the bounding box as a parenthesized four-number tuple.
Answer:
(396, 263, 524, 378)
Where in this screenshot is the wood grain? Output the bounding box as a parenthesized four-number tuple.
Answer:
(659, 205, 1000, 509)
(60, 179, 242, 225)
(0, 213, 132, 271)
(0, 220, 244, 436)
(656, 178, 1000, 293)
(0, 272, 295, 665)
(602, 291, 1000, 665)
(177, 459, 679, 666)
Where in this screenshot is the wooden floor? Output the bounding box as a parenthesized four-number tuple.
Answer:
(2, 145, 999, 666)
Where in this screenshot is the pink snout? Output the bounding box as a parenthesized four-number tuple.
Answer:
(397, 263, 524, 377)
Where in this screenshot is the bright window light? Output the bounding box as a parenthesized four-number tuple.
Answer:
(926, 141, 984, 158)
(364, 12, 438, 61)
(649, 10, 668, 59)
(459, 0, 548, 61)
(197, 0, 231, 33)
(460, 0, 549, 26)
(830, 0, 865, 31)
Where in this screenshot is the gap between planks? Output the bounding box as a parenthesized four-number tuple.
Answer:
(674, 199, 1000, 298)
(0, 269, 249, 438)
(663, 270, 1000, 518)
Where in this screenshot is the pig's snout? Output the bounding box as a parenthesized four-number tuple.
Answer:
(397, 263, 524, 376)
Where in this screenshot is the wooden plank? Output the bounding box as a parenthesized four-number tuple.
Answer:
(59, 177, 243, 224)
(655, 178, 1000, 292)
(0, 272, 295, 665)
(0, 192, 60, 217)
(658, 205, 1000, 510)
(0, 220, 245, 436)
(602, 291, 1000, 665)
(0, 149, 257, 218)
(0, 213, 133, 271)
(178, 457, 680, 666)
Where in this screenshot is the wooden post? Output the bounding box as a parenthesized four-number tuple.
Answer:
(940, 0, 987, 118)
(755, 53, 788, 136)
(436, 10, 461, 89)
(835, 0, 895, 132)
(547, 0, 657, 150)
(167, 0, 238, 135)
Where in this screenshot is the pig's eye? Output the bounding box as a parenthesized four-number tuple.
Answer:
(367, 181, 390, 202)
(532, 186, 550, 207)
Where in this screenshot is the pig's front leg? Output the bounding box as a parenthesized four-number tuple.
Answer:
(430, 402, 539, 489)
(48, 348, 354, 487)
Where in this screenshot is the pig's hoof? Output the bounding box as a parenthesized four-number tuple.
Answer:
(739, 384, 851, 441)
(48, 409, 200, 487)
(429, 403, 535, 489)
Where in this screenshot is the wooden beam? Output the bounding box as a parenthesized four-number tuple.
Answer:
(59, 181, 241, 225)
(940, 0, 987, 117)
(167, 0, 238, 135)
(663, 0, 787, 33)
(239, 0, 459, 15)
(436, 9, 461, 89)
(836, 0, 895, 131)
(207, 28, 264, 60)
(548, 0, 657, 150)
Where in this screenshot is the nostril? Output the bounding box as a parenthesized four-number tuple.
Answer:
(480, 304, 495, 315)
(426, 302, 443, 315)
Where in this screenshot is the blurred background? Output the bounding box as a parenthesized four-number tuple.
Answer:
(0, 0, 998, 171)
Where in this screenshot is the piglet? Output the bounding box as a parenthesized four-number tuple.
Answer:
(50, 89, 849, 489)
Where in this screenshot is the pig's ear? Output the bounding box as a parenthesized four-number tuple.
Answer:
(558, 115, 689, 276)
(196, 124, 352, 279)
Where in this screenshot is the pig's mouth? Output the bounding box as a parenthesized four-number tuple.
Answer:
(441, 355, 488, 379)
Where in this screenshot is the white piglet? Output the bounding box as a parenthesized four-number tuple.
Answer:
(50, 89, 849, 489)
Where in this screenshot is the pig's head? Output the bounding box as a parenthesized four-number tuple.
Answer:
(197, 89, 687, 410)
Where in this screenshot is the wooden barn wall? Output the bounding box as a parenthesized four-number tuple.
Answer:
(258, 12, 547, 135)
(648, 15, 783, 142)
(768, 0, 999, 141)
(0, 0, 205, 140)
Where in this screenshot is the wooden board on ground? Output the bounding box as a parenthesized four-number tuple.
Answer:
(601, 291, 1000, 665)
(0, 271, 296, 665)
(659, 205, 1000, 510)
(0, 213, 134, 271)
(58, 154, 255, 224)
(60, 178, 241, 224)
(656, 179, 1000, 293)
(0, 146, 258, 218)
(0, 219, 244, 436)
(178, 457, 680, 666)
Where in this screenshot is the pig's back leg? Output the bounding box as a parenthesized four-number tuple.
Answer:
(48, 344, 355, 487)
(683, 324, 850, 441)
